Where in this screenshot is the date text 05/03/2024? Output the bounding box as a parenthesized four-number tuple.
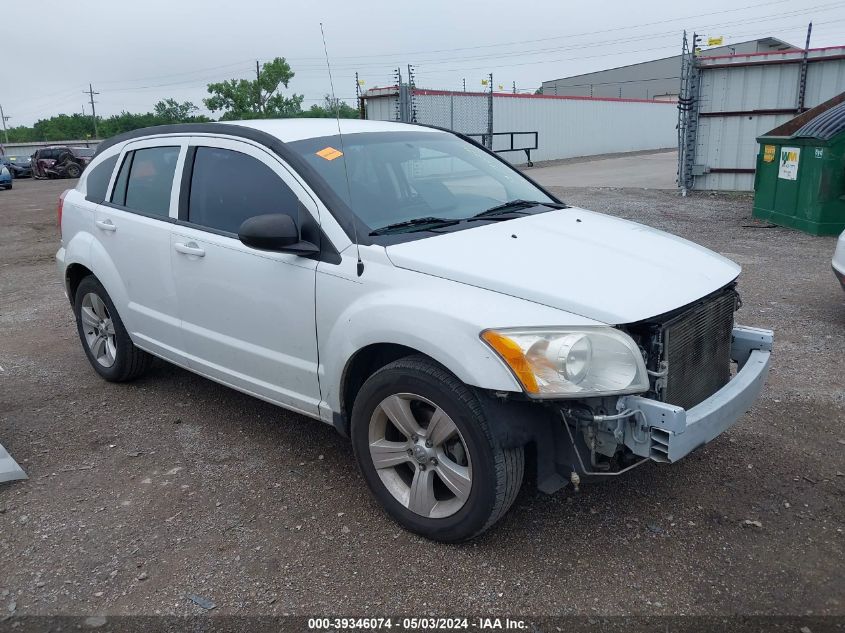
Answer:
(307, 617, 528, 630)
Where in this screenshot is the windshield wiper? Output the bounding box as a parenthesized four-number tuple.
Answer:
(369, 216, 461, 236)
(471, 199, 567, 219)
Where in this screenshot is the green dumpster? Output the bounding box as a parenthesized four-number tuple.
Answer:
(752, 100, 845, 236)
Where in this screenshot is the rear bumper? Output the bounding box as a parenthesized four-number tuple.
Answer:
(620, 325, 773, 463)
(56, 246, 68, 300)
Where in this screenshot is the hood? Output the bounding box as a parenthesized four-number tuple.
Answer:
(385, 208, 740, 324)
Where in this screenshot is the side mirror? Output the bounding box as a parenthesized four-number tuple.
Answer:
(238, 214, 319, 256)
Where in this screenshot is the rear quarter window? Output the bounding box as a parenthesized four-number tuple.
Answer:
(84, 155, 119, 203)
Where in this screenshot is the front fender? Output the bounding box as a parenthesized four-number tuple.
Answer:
(317, 255, 604, 414)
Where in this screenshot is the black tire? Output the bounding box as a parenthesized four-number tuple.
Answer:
(73, 276, 152, 382)
(65, 163, 82, 179)
(351, 355, 524, 542)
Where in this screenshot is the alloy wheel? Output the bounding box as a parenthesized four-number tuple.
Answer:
(80, 292, 117, 368)
(368, 393, 472, 518)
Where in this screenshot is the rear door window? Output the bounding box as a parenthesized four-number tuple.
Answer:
(187, 146, 300, 234)
(111, 146, 179, 217)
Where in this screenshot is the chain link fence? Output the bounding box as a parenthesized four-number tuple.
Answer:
(410, 90, 492, 147)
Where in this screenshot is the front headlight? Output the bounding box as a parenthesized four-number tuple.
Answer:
(481, 327, 649, 398)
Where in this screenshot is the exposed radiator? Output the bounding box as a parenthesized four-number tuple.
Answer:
(661, 289, 737, 410)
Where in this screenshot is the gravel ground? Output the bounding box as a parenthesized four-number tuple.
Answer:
(1, 177, 843, 620)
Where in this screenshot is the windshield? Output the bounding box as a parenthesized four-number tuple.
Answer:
(287, 131, 553, 232)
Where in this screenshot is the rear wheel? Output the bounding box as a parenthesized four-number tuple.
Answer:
(65, 163, 82, 178)
(73, 276, 152, 382)
(351, 355, 524, 542)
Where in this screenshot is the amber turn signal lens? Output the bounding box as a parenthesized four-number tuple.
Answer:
(481, 331, 539, 393)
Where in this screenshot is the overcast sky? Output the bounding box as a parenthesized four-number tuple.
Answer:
(4, 0, 844, 126)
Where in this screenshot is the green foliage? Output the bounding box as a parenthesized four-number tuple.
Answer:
(6, 113, 96, 143)
(302, 96, 360, 119)
(6, 57, 361, 144)
(153, 98, 201, 123)
(204, 57, 304, 120)
(4, 100, 209, 143)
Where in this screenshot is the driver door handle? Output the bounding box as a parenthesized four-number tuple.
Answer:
(174, 241, 206, 257)
(95, 219, 117, 232)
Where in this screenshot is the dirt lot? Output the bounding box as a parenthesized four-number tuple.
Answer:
(1, 176, 843, 619)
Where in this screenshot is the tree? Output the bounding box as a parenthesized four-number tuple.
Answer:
(534, 87, 544, 95)
(204, 57, 304, 120)
(153, 98, 200, 123)
(302, 95, 360, 119)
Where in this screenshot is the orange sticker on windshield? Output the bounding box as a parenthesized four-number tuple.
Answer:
(316, 146, 343, 161)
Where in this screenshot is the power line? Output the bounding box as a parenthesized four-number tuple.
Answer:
(96, 58, 257, 87)
(291, 4, 843, 71)
(271, 0, 799, 62)
(407, 15, 845, 76)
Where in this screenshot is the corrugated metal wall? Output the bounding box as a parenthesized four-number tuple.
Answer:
(365, 91, 677, 163)
(693, 46, 845, 191)
(1, 139, 101, 157)
(492, 96, 676, 162)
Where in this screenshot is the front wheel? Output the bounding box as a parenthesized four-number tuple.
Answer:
(351, 355, 524, 542)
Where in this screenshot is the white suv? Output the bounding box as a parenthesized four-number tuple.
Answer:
(56, 119, 773, 542)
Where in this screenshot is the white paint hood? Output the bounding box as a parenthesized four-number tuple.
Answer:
(385, 208, 741, 325)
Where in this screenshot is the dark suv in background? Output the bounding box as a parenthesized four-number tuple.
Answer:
(31, 146, 95, 179)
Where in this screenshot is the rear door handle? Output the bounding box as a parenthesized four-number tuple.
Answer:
(174, 241, 206, 257)
(95, 219, 116, 232)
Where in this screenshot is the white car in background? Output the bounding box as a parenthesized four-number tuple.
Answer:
(833, 230, 845, 291)
(55, 119, 773, 542)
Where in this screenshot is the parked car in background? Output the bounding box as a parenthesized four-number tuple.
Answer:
(833, 229, 845, 291)
(0, 155, 32, 179)
(0, 164, 11, 189)
(31, 146, 94, 179)
(55, 120, 774, 542)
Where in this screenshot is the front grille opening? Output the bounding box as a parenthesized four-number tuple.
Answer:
(624, 285, 738, 410)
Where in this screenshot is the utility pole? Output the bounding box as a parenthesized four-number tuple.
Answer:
(84, 84, 99, 139)
(355, 71, 361, 119)
(486, 73, 493, 150)
(407, 64, 416, 123)
(0, 104, 9, 145)
(796, 22, 813, 112)
(255, 60, 262, 114)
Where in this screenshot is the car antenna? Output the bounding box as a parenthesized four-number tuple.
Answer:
(320, 22, 364, 277)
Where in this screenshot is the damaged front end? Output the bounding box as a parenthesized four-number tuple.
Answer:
(482, 286, 773, 494)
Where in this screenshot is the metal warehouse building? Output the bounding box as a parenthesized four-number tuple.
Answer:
(541, 38, 795, 102)
(363, 88, 677, 164)
(684, 44, 845, 191)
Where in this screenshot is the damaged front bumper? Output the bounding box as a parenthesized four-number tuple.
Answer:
(480, 325, 773, 494)
(618, 325, 773, 463)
